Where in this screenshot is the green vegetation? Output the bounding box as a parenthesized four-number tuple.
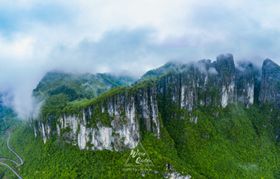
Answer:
(0, 122, 199, 178)
(40, 80, 157, 125)
(40, 94, 69, 121)
(1, 102, 280, 178)
(139, 62, 184, 82)
(2, 67, 280, 178)
(160, 104, 280, 178)
(25, 72, 280, 178)
(36, 71, 135, 123)
(33, 71, 135, 101)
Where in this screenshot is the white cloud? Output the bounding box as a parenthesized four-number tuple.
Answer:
(0, 0, 280, 118)
(0, 35, 35, 60)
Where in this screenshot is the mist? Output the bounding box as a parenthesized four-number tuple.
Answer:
(1, 0, 280, 119)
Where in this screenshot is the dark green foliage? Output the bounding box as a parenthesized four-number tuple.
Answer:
(3, 60, 280, 178)
(34, 71, 135, 122)
(3, 103, 280, 178)
(160, 104, 280, 178)
(27, 70, 280, 178)
(1, 93, 280, 179)
(40, 94, 69, 121)
(48, 85, 79, 101)
(139, 62, 187, 82)
(0, 123, 200, 178)
(33, 71, 135, 101)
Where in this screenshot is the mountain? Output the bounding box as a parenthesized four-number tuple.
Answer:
(26, 54, 280, 178)
(139, 61, 189, 81)
(32, 71, 135, 121)
(33, 71, 135, 101)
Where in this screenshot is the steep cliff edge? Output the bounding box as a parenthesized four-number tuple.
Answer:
(157, 54, 257, 111)
(34, 84, 161, 151)
(259, 59, 280, 107)
(34, 54, 280, 152)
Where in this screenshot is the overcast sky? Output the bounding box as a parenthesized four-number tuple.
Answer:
(1, 0, 280, 118)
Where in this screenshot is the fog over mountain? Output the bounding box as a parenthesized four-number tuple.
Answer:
(1, 0, 280, 118)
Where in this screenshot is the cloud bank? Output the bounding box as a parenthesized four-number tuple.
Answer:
(0, 0, 280, 118)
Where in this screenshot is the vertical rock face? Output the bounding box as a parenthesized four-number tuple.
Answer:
(41, 122, 47, 144)
(259, 59, 280, 107)
(157, 54, 247, 111)
(215, 54, 236, 108)
(179, 65, 198, 111)
(157, 59, 218, 112)
(34, 54, 280, 151)
(236, 62, 258, 107)
(35, 87, 161, 151)
(136, 87, 160, 138)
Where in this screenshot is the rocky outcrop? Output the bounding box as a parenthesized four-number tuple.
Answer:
(34, 86, 160, 151)
(259, 59, 280, 107)
(165, 172, 191, 179)
(215, 54, 236, 107)
(157, 54, 256, 111)
(236, 62, 258, 106)
(34, 54, 280, 151)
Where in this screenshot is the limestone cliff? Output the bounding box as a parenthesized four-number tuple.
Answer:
(34, 86, 160, 151)
(259, 59, 280, 107)
(34, 54, 280, 151)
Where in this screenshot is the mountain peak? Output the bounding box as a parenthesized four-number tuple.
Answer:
(263, 58, 279, 69)
(215, 53, 235, 79)
(216, 53, 234, 65)
(217, 53, 234, 61)
(259, 58, 280, 107)
(261, 58, 280, 77)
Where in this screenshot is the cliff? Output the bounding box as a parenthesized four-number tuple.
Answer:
(33, 54, 280, 152)
(34, 85, 160, 151)
(259, 59, 280, 107)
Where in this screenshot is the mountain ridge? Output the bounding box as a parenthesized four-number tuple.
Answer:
(28, 53, 280, 178)
(33, 54, 280, 148)
(33, 71, 135, 101)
